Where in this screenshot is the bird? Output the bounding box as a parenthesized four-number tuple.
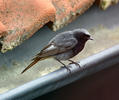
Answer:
(21, 28, 93, 74)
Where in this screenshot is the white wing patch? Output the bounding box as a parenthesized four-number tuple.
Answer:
(44, 44, 57, 52)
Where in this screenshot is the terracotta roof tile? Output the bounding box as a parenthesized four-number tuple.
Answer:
(0, 0, 95, 52)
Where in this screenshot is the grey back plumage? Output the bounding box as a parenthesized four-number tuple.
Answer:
(49, 31, 78, 50)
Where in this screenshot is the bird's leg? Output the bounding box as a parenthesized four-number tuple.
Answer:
(55, 58, 71, 73)
(55, 58, 66, 66)
(68, 59, 81, 68)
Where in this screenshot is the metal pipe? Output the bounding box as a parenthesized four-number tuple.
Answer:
(1, 44, 119, 100)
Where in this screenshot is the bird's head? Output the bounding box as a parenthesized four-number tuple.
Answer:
(73, 29, 93, 42)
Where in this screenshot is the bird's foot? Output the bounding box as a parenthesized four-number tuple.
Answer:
(55, 58, 72, 74)
(68, 60, 81, 68)
(61, 66, 71, 74)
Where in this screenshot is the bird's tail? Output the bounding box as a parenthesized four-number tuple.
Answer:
(21, 57, 46, 74)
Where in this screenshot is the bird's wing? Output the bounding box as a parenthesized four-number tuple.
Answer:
(37, 37, 78, 58)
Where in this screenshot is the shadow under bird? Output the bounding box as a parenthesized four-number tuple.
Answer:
(21, 28, 93, 74)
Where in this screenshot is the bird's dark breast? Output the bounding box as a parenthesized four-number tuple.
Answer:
(72, 42, 85, 57)
(54, 42, 85, 60)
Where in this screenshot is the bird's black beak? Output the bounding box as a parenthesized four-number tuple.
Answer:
(89, 37, 93, 40)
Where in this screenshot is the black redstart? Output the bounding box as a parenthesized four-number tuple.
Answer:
(21, 28, 93, 74)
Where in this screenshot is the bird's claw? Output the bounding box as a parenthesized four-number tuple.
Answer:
(68, 60, 81, 68)
(61, 66, 71, 74)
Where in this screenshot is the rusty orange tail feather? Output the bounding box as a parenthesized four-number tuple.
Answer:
(21, 57, 48, 74)
(21, 58, 41, 74)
